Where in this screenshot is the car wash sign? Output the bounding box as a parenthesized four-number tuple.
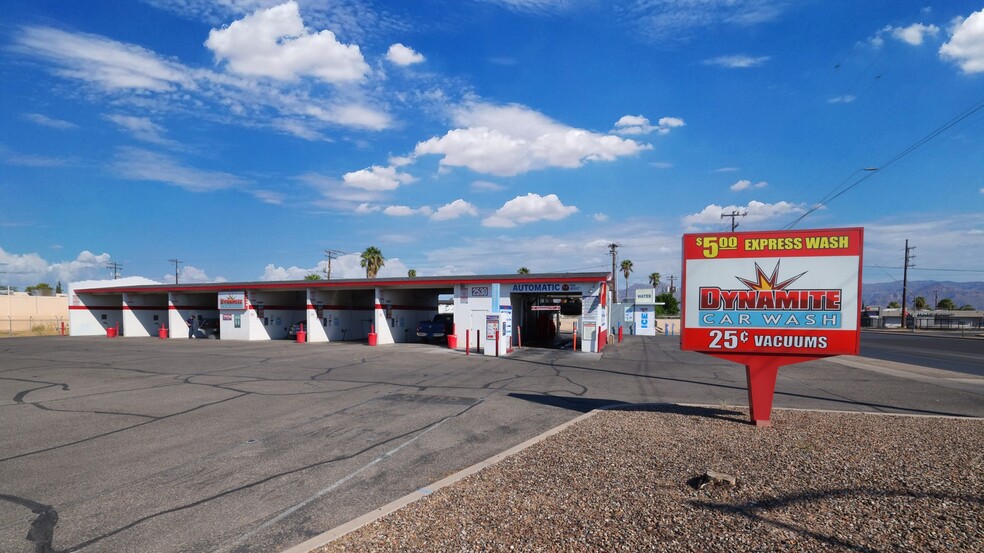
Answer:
(682, 228, 863, 357)
(218, 292, 246, 310)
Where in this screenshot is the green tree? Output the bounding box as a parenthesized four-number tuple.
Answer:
(360, 246, 385, 278)
(936, 298, 956, 310)
(620, 259, 633, 301)
(887, 301, 900, 308)
(648, 272, 661, 290)
(517, 267, 530, 274)
(25, 282, 53, 295)
(958, 305, 975, 311)
(654, 292, 679, 315)
(912, 296, 927, 310)
(304, 273, 322, 280)
(56, 281, 63, 294)
(407, 269, 417, 278)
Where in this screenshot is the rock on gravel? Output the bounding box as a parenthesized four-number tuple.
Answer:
(318, 405, 984, 552)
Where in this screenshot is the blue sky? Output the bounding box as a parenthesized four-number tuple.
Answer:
(2, 0, 983, 289)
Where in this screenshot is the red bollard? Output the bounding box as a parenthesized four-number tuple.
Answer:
(618, 325, 623, 343)
(465, 329, 470, 355)
(573, 322, 577, 352)
(495, 329, 499, 357)
(61, 322, 66, 336)
(517, 325, 522, 349)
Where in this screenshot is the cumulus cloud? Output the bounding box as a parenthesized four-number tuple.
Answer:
(386, 43, 425, 65)
(940, 9, 984, 73)
(890, 22, 939, 45)
(415, 102, 651, 177)
(0, 247, 126, 286)
(612, 115, 685, 136)
(683, 200, 803, 227)
(205, 1, 369, 83)
(703, 54, 770, 68)
(342, 164, 416, 191)
(431, 199, 478, 221)
(111, 147, 247, 192)
(730, 179, 768, 191)
(482, 193, 578, 228)
(160, 265, 225, 284)
(355, 202, 380, 214)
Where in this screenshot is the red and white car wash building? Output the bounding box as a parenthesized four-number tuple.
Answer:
(68, 272, 612, 354)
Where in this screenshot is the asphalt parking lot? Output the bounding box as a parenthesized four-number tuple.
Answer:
(1, 336, 982, 552)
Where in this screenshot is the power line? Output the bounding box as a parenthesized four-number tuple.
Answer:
(785, 93, 984, 229)
(721, 210, 747, 232)
(168, 258, 183, 284)
(107, 262, 123, 279)
(323, 249, 345, 280)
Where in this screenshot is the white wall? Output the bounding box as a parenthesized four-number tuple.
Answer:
(123, 293, 168, 337)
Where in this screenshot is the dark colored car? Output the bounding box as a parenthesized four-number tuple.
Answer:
(416, 313, 454, 342)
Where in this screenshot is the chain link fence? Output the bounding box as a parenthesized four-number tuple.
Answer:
(1, 317, 69, 337)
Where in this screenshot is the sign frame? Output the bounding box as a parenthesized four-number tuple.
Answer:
(681, 227, 863, 426)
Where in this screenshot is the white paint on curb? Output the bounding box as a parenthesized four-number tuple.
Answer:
(281, 408, 601, 553)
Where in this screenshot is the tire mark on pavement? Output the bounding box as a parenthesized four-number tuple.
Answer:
(0, 494, 59, 553)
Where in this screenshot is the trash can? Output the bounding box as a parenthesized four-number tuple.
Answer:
(106, 327, 117, 338)
(296, 330, 306, 343)
(368, 332, 377, 346)
(447, 334, 457, 349)
(158, 327, 168, 339)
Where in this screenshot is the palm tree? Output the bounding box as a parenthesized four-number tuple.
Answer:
(517, 267, 530, 274)
(648, 272, 661, 290)
(407, 269, 417, 278)
(913, 296, 927, 310)
(620, 259, 633, 301)
(304, 273, 322, 280)
(360, 246, 385, 278)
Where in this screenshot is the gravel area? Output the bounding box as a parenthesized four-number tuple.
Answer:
(317, 405, 984, 552)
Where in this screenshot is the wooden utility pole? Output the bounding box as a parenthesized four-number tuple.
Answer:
(721, 210, 747, 232)
(324, 250, 344, 280)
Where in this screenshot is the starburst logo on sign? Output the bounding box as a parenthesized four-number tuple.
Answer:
(735, 261, 806, 292)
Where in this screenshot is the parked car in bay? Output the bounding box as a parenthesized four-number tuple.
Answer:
(416, 314, 454, 342)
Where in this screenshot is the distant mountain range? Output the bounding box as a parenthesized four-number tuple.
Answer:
(861, 281, 984, 310)
(621, 281, 984, 310)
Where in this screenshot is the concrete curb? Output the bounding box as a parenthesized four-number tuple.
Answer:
(281, 408, 602, 553)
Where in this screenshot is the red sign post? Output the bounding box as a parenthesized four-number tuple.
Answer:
(681, 227, 863, 426)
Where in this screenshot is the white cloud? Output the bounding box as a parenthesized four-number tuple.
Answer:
(0, 247, 125, 287)
(0, 146, 70, 167)
(106, 114, 179, 147)
(627, 0, 784, 39)
(161, 265, 225, 284)
(683, 200, 803, 228)
(471, 180, 505, 192)
(416, 102, 650, 177)
(940, 9, 984, 74)
(612, 114, 685, 136)
(714, 167, 740, 173)
(828, 95, 857, 104)
(23, 113, 77, 130)
(386, 43, 425, 66)
(111, 147, 247, 192)
(14, 24, 390, 134)
(889, 23, 940, 46)
(342, 164, 415, 191)
(205, 1, 369, 83)
(355, 202, 380, 214)
(482, 193, 578, 228)
(730, 179, 768, 191)
(248, 189, 284, 205)
(703, 54, 770, 68)
(431, 199, 478, 221)
(383, 205, 432, 217)
(14, 26, 193, 92)
(592, 213, 609, 222)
